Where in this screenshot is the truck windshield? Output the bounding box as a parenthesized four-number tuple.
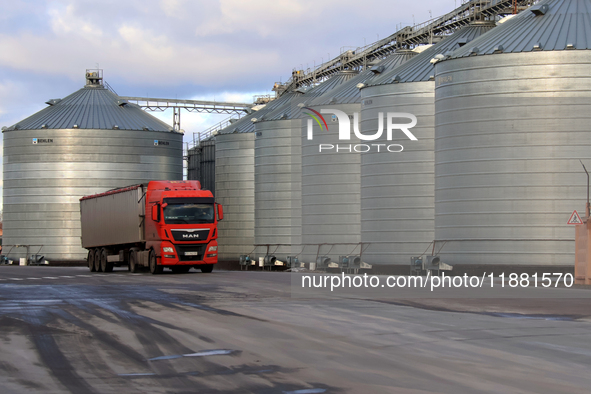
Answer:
(163, 203, 215, 224)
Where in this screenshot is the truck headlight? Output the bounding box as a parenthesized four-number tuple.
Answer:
(208, 246, 218, 252)
(163, 247, 174, 253)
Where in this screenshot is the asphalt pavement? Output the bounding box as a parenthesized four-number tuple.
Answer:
(0, 265, 590, 393)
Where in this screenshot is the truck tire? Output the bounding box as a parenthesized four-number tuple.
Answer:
(129, 251, 138, 273)
(88, 249, 96, 272)
(200, 264, 214, 273)
(100, 248, 108, 272)
(149, 250, 162, 275)
(93, 249, 101, 272)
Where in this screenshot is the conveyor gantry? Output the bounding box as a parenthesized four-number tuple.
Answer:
(119, 96, 255, 131)
(280, 0, 537, 92)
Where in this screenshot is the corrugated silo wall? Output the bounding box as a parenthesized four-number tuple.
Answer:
(300, 103, 361, 262)
(187, 146, 200, 182)
(359, 82, 435, 265)
(187, 139, 216, 195)
(254, 119, 302, 259)
(199, 139, 216, 195)
(215, 132, 255, 260)
(434, 50, 591, 266)
(2, 128, 183, 262)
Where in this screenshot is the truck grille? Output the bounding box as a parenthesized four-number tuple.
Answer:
(174, 245, 207, 261)
(170, 229, 211, 242)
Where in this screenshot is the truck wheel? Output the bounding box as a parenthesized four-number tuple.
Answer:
(100, 248, 108, 272)
(129, 251, 138, 273)
(149, 250, 162, 275)
(93, 249, 101, 272)
(88, 249, 96, 272)
(200, 264, 214, 273)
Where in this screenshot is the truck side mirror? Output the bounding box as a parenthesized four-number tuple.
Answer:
(216, 203, 224, 221)
(152, 203, 160, 222)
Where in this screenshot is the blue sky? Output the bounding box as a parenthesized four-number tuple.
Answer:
(0, 0, 454, 211)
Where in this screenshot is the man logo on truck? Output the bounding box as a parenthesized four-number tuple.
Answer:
(182, 234, 199, 239)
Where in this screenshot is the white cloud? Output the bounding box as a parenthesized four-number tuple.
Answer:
(48, 3, 104, 38)
(159, 0, 186, 19)
(0, 26, 281, 88)
(195, 0, 312, 37)
(0, 0, 451, 87)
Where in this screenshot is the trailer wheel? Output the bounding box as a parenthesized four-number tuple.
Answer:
(93, 249, 101, 272)
(129, 251, 138, 273)
(149, 250, 162, 275)
(100, 248, 108, 272)
(200, 264, 214, 273)
(88, 249, 96, 272)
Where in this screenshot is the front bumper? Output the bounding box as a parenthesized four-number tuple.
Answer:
(161, 242, 218, 266)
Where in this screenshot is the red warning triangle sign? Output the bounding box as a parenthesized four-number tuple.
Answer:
(567, 210, 583, 225)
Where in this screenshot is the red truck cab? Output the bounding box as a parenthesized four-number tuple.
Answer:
(146, 181, 223, 272)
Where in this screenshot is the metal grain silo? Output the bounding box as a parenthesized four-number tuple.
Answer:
(299, 52, 417, 262)
(214, 93, 299, 261)
(188, 137, 215, 194)
(2, 70, 182, 262)
(254, 72, 358, 261)
(188, 145, 200, 181)
(215, 130, 255, 261)
(359, 23, 496, 265)
(434, 0, 591, 266)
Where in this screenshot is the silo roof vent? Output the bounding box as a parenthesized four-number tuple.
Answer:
(45, 98, 61, 106)
(456, 37, 469, 47)
(370, 65, 385, 74)
(530, 4, 549, 16)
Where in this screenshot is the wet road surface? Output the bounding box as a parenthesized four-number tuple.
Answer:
(1, 266, 591, 393)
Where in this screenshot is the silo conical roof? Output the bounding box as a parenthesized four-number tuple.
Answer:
(263, 70, 359, 121)
(217, 91, 302, 134)
(445, 0, 591, 59)
(310, 49, 417, 106)
(368, 22, 497, 86)
(7, 83, 173, 132)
